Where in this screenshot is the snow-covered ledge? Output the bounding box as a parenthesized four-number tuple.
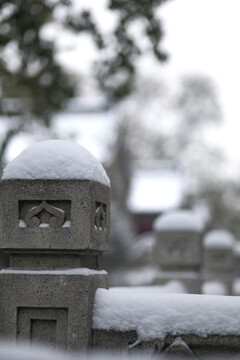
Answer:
(0, 140, 110, 352)
(92, 287, 240, 357)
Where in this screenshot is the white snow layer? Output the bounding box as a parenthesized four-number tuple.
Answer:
(203, 229, 234, 249)
(0, 341, 147, 360)
(153, 210, 204, 232)
(202, 281, 228, 296)
(0, 341, 73, 360)
(0, 268, 106, 276)
(2, 140, 110, 187)
(93, 289, 240, 340)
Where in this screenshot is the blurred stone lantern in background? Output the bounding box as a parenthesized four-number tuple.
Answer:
(202, 229, 234, 295)
(152, 210, 204, 293)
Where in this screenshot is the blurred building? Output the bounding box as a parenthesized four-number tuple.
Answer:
(127, 161, 185, 234)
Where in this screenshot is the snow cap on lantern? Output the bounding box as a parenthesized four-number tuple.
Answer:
(153, 210, 204, 269)
(0, 140, 110, 252)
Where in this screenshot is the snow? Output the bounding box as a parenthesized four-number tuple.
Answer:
(19, 220, 27, 228)
(202, 281, 228, 296)
(62, 220, 71, 228)
(2, 140, 110, 187)
(127, 162, 184, 213)
(19, 219, 71, 228)
(203, 230, 234, 249)
(39, 223, 50, 228)
(153, 210, 204, 232)
(3, 99, 120, 166)
(0, 268, 107, 276)
(93, 289, 240, 340)
(0, 342, 72, 360)
(0, 341, 147, 360)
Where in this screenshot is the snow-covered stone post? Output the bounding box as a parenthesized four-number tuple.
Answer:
(203, 229, 234, 295)
(0, 140, 110, 351)
(152, 210, 204, 293)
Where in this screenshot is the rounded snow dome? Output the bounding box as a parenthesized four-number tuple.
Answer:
(153, 210, 204, 232)
(2, 140, 110, 187)
(203, 229, 235, 249)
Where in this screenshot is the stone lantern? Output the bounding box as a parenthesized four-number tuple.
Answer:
(202, 229, 234, 294)
(152, 210, 204, 293)
(0, 140, 110, 351)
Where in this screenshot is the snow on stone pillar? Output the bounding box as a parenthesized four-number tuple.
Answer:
(0, 140, 110, 351)
(202, 229, 234, 295)
(152, 210, 204, 293)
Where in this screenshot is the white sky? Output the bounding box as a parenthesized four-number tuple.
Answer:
(159, 0, 240, 164)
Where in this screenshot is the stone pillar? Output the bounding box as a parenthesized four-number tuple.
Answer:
(0, 141, 110, 352)
(152, 210, 204, 293)
(202, 229, 234, 295)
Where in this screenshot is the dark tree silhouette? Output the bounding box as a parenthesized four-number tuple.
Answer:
(0, 0, 170, 168)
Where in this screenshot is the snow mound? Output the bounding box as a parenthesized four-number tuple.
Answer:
(202, 281, 228, 295)
(153, 210, 204, 232)
(93, 288, 240, 341)
(0, 341, 148, 360)
(2, 140, 110, 186)
(203, 229, 234, 249)
(0, 341, 71, 360)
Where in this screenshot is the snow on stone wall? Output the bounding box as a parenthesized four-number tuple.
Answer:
(93, 288, 240, 341)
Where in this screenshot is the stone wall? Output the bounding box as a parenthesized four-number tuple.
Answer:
(93, 329, 240, 358)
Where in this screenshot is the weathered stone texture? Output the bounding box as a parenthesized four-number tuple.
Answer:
(0, 179, 110, 252)
(154, 230, 202, 270)
(0, 176, 110, 352)
(0, 272, 108, 351)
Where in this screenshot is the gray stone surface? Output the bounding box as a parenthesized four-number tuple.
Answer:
(9, 251, 99, 270)
(0, 179, 110, 252)
(154, 230, 202, 270)
(0, 250, 9, 269)
(165, 334, 240, 359)
(203, 246, 233, 272)
(153, 226, 202, 293)
(0, 175, 110, 352)
(163, 337, 196, 359)
(0, 271, 108, 351)
(92, 329, 137, 352)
